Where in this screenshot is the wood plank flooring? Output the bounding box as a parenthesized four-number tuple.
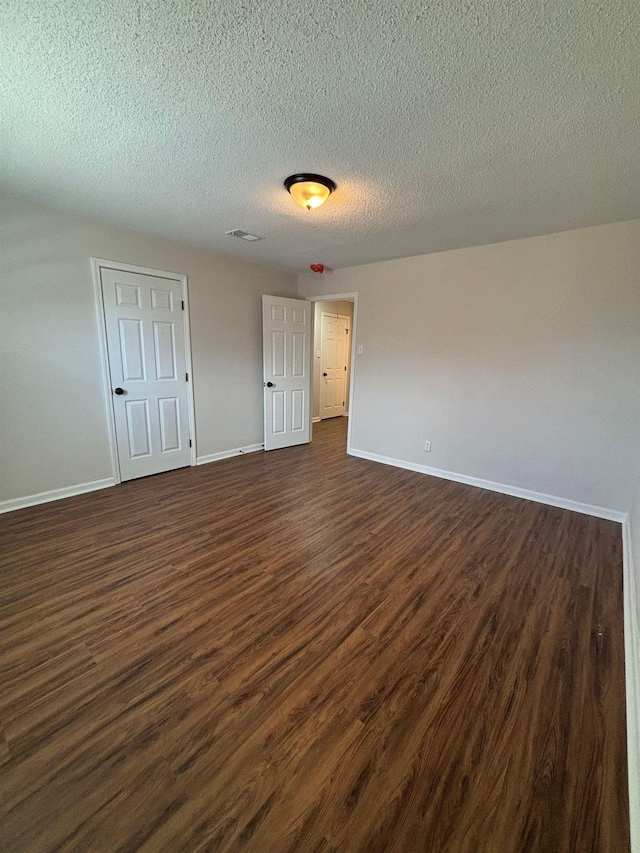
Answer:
(0, 418, 629, 852)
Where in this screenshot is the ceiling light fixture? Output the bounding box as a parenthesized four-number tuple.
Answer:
(284, 173, 336, 210)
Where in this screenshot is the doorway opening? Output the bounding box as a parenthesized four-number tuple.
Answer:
(308, 293, 357, 451)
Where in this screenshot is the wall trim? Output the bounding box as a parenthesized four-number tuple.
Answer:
(0, 478, 115, 515)
(348, 448, 627, 522)
(312, 416, 322, 423)
(197, 443, 263, 466)
(623, 519, 640, 852)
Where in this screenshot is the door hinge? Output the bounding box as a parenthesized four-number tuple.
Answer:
(189, 439, 192, 447)
(344, 365, 347, 371)
(186, 372, 189, 381)
(345, 328, 349, 334)
(181, 300, 185, 310)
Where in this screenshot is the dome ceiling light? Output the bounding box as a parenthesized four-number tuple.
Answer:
(284, 173, 336, 210)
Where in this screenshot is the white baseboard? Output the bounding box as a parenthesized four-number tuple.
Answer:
(0, 478, 115, 514)
(624, 520, 640, 852)
(347, 448, 627, 523)
(196, 443, 263, 466)
(312, 417, 321, 423)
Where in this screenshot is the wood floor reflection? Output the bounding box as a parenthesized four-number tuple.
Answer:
(0, 418, 629, 852)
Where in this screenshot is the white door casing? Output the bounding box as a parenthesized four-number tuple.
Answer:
(262, 295, 312, 451)
(100, 266, 193, 481)
(320, 312, 349, 419)
(307, 291, 358, 455)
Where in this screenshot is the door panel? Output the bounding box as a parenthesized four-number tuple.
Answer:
(153, 322, 177, 380)
(159, 397, 181, 451)
(292, 332, 306, 376)
(116, 282, 141, 308)
(291, 389, 305, 431)
(262, 295, 311, 450)
(151, 286, 173, 311)
(101, 267, 192, 480)
(126, 399, 152, 458)
(272, 390, 286, 435)
(272, 331, 286, 377)
(119, 319, 145, 381)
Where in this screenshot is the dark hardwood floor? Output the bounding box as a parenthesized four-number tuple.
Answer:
(0, 418, 629, 852)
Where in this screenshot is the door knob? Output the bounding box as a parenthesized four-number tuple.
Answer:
(266, 381, 275, 388)
(114, 387, 125, 395)
(322, 372, 328, 377)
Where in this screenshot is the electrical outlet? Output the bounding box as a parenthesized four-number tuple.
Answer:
(424, 440, 431, 452)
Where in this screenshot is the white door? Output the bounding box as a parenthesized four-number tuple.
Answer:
(262, 295, 311, 451)
(320, 312, 349, 419)
(101, 267, 192, 481)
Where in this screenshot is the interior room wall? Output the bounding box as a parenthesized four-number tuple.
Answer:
(0, 194, 297, 507)
(299, 220, 640, 515)
(312, 300, 354, 421)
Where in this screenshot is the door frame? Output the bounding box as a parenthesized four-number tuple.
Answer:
(308, 292, 358, 455)
(91, 257, 197, 484)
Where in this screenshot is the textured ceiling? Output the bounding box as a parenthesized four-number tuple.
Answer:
(2, 0, 639, 272)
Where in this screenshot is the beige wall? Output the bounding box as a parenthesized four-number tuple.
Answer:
(312, 300, 354, 421)
(300, 220, 640, 514)
(0, 195, 296, 504)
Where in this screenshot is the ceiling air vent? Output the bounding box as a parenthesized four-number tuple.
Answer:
(225, 229, 264, 241)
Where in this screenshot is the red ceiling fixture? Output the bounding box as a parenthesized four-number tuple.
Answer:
(310, 263, 324, 274)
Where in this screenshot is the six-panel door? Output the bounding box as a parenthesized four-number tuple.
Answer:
(101, 268, 192, 480)
(262, 295, 311, 450)
(320, 312, 349, 419)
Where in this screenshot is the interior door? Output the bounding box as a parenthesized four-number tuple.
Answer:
(101, 267, 192, 480)
(262, 295, 311, 451)
(320, 312, 349, 419)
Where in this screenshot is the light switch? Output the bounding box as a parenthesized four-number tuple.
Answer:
(357, 344, 364, 355)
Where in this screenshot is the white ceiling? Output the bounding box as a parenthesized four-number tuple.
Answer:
(2, 1, 639, 272)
